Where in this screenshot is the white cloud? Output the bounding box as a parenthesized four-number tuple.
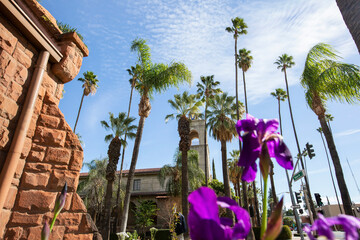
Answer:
(335, 129, 360, 137)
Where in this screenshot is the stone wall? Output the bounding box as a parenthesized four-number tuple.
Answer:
(0, 0, 98, 239)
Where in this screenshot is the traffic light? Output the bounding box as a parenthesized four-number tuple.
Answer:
(315, 193, 324, 206)
(299, 209, 304, 214)
(306, 142, 315, 159)
(295, 192, 302, 204)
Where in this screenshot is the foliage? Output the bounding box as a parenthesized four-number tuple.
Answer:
(56, 20, 84, 40)
(125, 230, 140, 240)
(283, 217, 295, 228)
(225, 17, 248, 39)
(133, 200, 158, 233)
(154, 229, 171, 240)
(238, 48, 253, 72)
(276, 225, 292, 240)
(169, 204, 179, 240)
(150, 227, 158, 240)
(158, 149, 204, 196)
(165, 91, 203, 122)
(207, 179, 225, 196)
(284, 208, 294, 216)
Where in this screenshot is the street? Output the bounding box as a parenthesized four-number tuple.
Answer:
(292, 231, 345, 239)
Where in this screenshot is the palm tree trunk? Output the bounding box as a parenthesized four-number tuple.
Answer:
(242, 70, 248, 113)
(120, 115, 146, 233)
(237, 178, 242, 206)
(278, 98, 283, 134)
(319, 130, 343, 214)
(204, 102, 209, 186)
(269, 161, 278, 205)
(102, 180, 114, 240)
(73, 91, 85, 133)
(319, 116, 353, 215)
(336, 0, 360, 54)
(221, 140, 231, 198)
(178, 116, 190, 238)
(115, 85, 135, 231)
(283, 68, 317, 221)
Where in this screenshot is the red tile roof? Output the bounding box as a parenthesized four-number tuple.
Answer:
(80, 167, 161, 177)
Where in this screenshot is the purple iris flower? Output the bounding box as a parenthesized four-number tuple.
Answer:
(188, 187, 250, 240)
(236, 114, 293, 182)
(303, 214, 360, 240)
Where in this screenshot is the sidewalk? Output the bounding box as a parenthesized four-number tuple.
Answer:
(292, 231, 345, 239)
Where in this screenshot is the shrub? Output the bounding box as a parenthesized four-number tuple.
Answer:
(283, 217, 295, 228)
(276, 225, 292, 240)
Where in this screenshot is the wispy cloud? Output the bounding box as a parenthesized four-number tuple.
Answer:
(335, 129, 360, 137)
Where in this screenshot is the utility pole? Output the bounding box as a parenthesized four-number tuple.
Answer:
(301, 182, 314, 224)
(285, 170, 304, 239)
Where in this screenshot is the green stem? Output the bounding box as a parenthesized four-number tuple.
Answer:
(261, 176, 268, 238)
(49, 211, 59, 231)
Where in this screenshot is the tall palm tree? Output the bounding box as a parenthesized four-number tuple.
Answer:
(207, 93, 238, 199)
(120, 38, 192, 233)
(78, 157, 108, 225)
(100, 112, 137, 239)
(74, 71, 99, 133)
(196, 75, 221, 186)
(114, 65, 141, 231)
(158, 149, 205, 196)
(269, 88, 288, 205)
(301, 43, 360, 216)
(165, 91, 203, 229)
(238, 48, 260, 226)
(336, 0, 360, 54)
(275, 53, 317, 220)
(228, 150, 242, 206)
(316, 127, 343, 214)
(237, 48, 253, 113)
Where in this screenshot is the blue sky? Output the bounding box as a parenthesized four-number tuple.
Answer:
(41, 0, 360, 209)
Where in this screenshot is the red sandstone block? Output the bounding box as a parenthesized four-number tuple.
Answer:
(38, 114, 60, 128)
(48, 169, 79, 191)
(25, 162, 52, 172)
(6, 81, 23, 102)
(26, 115, 38, 139)
(63, 192, 73, 211)
(3, 186, 17, 210)
(13, 64, 28, 85)
(44, 147, 71, 164)
(27, 147, 46, 162)
(27, 226, 42, 239)
(3, 227, 22, 240)
(65, 132, 83, 151)
(42, 73, 57, 96)
(50, 226, 66, 239)
(33, 96, 44, 115)
(24, 43, 38, 60)
(0, 126, 9, 148)
(17, 190, 56, 211)
(14, 158, 25, 179)
(0, 94, 19, 120)
(20, 137, 32, 159)
(3, 54, 17, 77)
(22, 171, 50, 188)
(41, 103, 63, 117)
(12, 47, 32, 68)
(31, 143, 46, 152)
(11, 178, 19, 186)
(63, 233, 93, 240)
(33, 126, 66, 147)
(0, 24, 17, 55)
(55, 83, 64, 101)
(43, 92, 60, 105)
(8, 212, 43, 226)
(71, 193, 87, 212)
(69, 150, 83, 171)
(56, 212, 82, 228)
(79, 213, 95, 233)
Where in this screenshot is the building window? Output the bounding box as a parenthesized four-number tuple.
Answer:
(133, 179, 141, 191)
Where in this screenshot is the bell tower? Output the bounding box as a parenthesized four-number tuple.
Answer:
(189, 119, 210, 181)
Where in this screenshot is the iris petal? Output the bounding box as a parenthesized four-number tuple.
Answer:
(267, 137, 293, 170)
(188, 187, 219, 221)
(238, 132, 260, 181)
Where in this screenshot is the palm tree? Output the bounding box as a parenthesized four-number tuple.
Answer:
(237, 48, 253, 113)
(120, 38, 192, 233)
(78, 157, 108, 225)
(74, 71, 99, 133)
(268, 88, 288, 205)
(165, 91, 203, 229)
(301, 43, 360, 216)
(275, 53, 317, 220)
(212, 159, 217, 180)
(158, 149, 205, 196)
(336, 0, 360, 54)
(196, 75, 221, 186)
(316, 127, 343, 214)
(228, 150, 242, 206)
(114, 65, 140, 231)
(100, 112, 137, 239)
(207, 93, 238, 199)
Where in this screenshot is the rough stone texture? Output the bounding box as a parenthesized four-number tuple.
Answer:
(0, 0, 95, 238)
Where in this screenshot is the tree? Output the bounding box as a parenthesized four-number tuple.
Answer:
(212, 159, 216, 180)
(78, 157, 108, 225)
(158, 149, 204, 196)
(120, 38, 192, 233)
(133, 200, 158, 237)
(336, 0, 360, 54)
(196, 75, 221, 186)
(114, 64, 141, 231)
(165, 91, 203, 226)
(237, 48, 253, 113)
(228, 150, 242, 206)
(207, 93, 238, 200)
(275, 53, 317, 220)
(300, 43, 360, 216)
(100, 112, 137, 239)
(74, 71, 99, 133)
